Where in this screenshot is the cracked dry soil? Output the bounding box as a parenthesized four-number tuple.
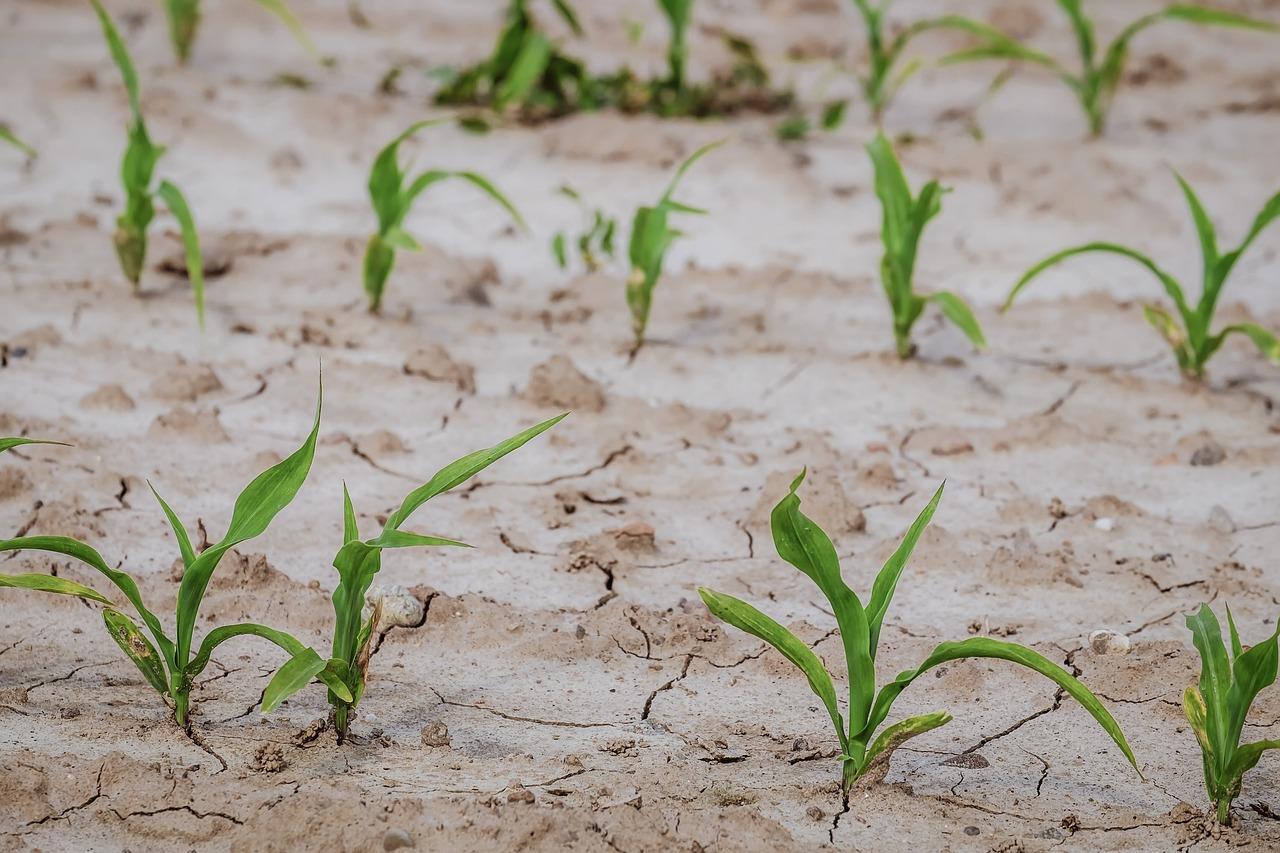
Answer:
(2, 0, 1280, 850)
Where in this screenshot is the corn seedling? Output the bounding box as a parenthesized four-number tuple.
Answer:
(0, 381, 350, 729)
(0, 125, 36, 159)
(1184, 604, 1280, 824)
(434, 0, 595, 120)
(1004, 173, 1280, 379)
(867, 134, 984, 358)
(625, 140, 722, 351)
(363, 120, 524, 313)
(699, 472, 1140, 790)
(91, 0, 206, 328)
(552, 186, 617, 273)
(848, 1, 1035, 120)
(261, 414, 567, 742)
(658, 0, 694, 92)
(162, 0, 317, 65)
(947, 2, 1279, 136)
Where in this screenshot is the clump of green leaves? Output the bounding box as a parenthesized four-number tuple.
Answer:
(262, 414, 567, 742)
(950, 2, 1279, 136)
(867, 134, 984, 359)
(626, 139, 722, 351)
(163, 0, 317, 65)
(91, 0, 206, 328)
(1004, 173, 1280, 379)
(0, 125, 36, 159)
(848, 1, 1032, 120)
(552, 186, 617, 273)
(699, 472, 1140, 790)
(435, 0, 789, 122)
(1184, 604, 1280, 824)
(434, 0, 596, 121)
(363, 120, 524, 313)
(0, 382, 349, 730)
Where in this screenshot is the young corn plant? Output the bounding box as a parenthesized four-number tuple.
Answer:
(0, 382, 350, 729)
(434, 0, 593, 120)
(947, 2, 1279, 136)
(848, 1, 1035, 120)
(1184, 604, 1280, 825)
(91, 0, 206, 329)
(1004, 173, 1280, 379)
(626, 139, 722, 351)
(699, 472, 1141, 790)
(552, 185, 617, 273)
(867, 134, 984, 359)
(260, 414, 567, 742)
(658, 0, 694, 93)
(363, 120, 524, 313)
(162, 0, 317, 65)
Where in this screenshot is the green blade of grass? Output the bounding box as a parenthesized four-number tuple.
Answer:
(0, 438, 69, 454)
(0, 126, 36, 158)
(698, 586, 846, 751)
(1186, 604, 1233, 764)
(928, 291, 986, 349)
(90, 0, 142, 121)
(255, 0, 320, 59)
(261, 648, 327, 712)
(155, 180, 205, 329)
(861, 710, 952, 772)
(865, 482, 944, 653)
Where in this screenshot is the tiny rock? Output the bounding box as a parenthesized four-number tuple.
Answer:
(383, 828, 415, 851)
(364, 585, 425, 631)
(1088, 629, 1131, 656)
(420, 720, 450, 748)
(404, 344, 476, 394)
(1190, 441, 1226, 467)
(524, 354, 606, 412)
(506, 783, 535, 804)
(806, 806, 825, 821)
(613, 521, 656, 553)
(1093, 517, 1114, 532)
(1208, 505, 1235, 535)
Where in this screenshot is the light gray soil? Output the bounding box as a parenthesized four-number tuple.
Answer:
(2, 0, 1279, 850)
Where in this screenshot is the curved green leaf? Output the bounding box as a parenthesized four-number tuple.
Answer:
(928, 292, 985, 348)
(866, 482, 944, 653)
(771, 470, 873, 733)
(699, 586, 846, 749)
(262, 648, 327, 713)
(186, 621, 306, 680)
(1187, 604, 1233, 761)
(175, 378, 322, 668)
(0, 572, 113, 606)
(90, 0, 142, 121)
(494, 31, 551, 109)
(863, 637, 1140, 775)
(0, 126, 36, 159)
(1211, 324, 1280, 366)
(365, 529, 471, 550)
(255, 0, 319, 60)
(104, 608, 170, 696)
(155, 180, 205, 330)
(150, 484, 195, 569)
(384, 413, 567, 532)
(0, 438, 69, 455)
(659, 139, 726, 205)
(452, 171, 526, 229)
(861, 710, 952, 777)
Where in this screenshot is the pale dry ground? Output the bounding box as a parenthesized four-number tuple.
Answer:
(2, 0, 1280, 850)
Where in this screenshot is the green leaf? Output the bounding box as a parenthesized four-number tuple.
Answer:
(861, 710, 952, 776)
(821, 100, 847, 131)
(255, 0, 320, 60)
(1163, 4, 1280, 33)
(865, 482, 944, 654)
(185, 621, 306, 680)
(775, 117, 810, 142)
(1223, 619, 1279, 756)
(382, 226, 422, 251)
(864, 637, 1141, 776)
(1186, 605, 1232, 763)
(494, 30, 551, 109)
(698, 586, 846, 750)
(552, 232, 568, 268)
(175, 378, 322, 668)
(659, 139, 726, 206)
(0, 537, 173, 669)
(149, 484, 195, 569)
(1171, 170, 1219, 286)
(1004, 242, 1193, 327)
(1142, 304, 1187, 353)
(550, 0, 585, 37)
(364, 529, 471, 550)
(262, 648, 327, 713)
(928, 292, 986, 349)
(384, 413, 567, 531)
(1215, 190, 1280, 286)
(91, 0, 142, 121)
(155, 181, 205, 330)
(0, 438, 69, 455)
(452, 171, 526, 229)
(0, 126, 36, 159)
(1211, 324, 1280, 366)
(103, 608, 170, 696)
(342, 483, 359, 544)
(1056, 0, 1096, 66)
(1224, 739, 1280, 789)
(0, 572, 113, 606)
(771, 470, 874, 734)
(1183, 685, 1214, 765)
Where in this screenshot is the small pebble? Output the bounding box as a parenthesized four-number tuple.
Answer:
(1208, 505, 1235, 535)
(383, 828, 414, 851)
(1094, 517, 1114, 532)
(1190, 441, 1226, 467)
(420, 720, 451, 748)
(1089, 629, 1131, 656)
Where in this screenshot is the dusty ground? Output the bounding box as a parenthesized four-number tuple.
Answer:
(2, 0, 1280, 850)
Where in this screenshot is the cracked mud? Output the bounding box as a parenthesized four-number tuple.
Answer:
(3, 0, 1280, 851)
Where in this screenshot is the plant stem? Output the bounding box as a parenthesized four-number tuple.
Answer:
(894, 329, 915, 359)
(1216, 799, 1230, 825)
(841, 758, 859, 791)
(334, 703, 349, 744)
(173, 691, 189, 729)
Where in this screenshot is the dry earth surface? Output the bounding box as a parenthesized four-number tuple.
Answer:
(2, 0, 1280, 850)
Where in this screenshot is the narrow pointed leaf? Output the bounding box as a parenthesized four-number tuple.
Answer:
(103, 609, 170, 695)
(262, 648, 327, 713)
(155, 181, 205, 329)
(0, 572, 113, 606)
(1187, 604, 1233, 760)
(928, 292, 985, 348)
(150, 484, 195, 569)
(866, 482, 944, 653)
(0, 438, 69, 455)
(862, 710, 952, 774)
